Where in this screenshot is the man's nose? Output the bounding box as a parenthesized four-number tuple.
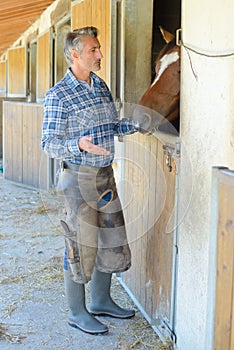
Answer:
(97, 49, 103, 59)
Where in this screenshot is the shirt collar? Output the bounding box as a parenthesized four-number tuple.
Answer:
(65, 68, 100, 90)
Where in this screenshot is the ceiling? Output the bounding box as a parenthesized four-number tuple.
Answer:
(0, 0, 56, 58)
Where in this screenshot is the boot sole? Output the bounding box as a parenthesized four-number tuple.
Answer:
(68, 321, 109, 335)
(90, 311, 135, 319)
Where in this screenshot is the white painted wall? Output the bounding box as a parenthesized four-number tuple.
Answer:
(175, 0, 234, 349)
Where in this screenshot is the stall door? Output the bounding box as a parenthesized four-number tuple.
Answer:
(120, 133, 179, 343)
(115, 0, 181, 344)
(206, 167, 234, 350)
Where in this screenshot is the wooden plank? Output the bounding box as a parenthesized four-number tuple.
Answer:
(37, 30, 51, 102)
(231, 260, 234, 350)
(0, 0, 55, 57)
(36, 105, 48, 190)
(29, 41, 37, 102)
(91, 0, 111, 85)
(214, 181, 234, 350)
(3, 102, 13, 179)
(3, 103, 23, 182)
(145, 136, 158, 316)
(3, 102, 48, 189)
(71, 0, 92, 29)
(55, 23, 70, 83)
(138, 133, 147, 308)
(34, 106, 42, 188)
(156, 142, 175, 321)
(123, 134, 176, 326)
(0, 99, 3, 157)
(7, 47, 27, 97)
(123, 134, 139, 299)
(0, 61, 6, 96)
(12, 104, 23, 183)
(22, 104, 33, 186)
(152, 138, 166, 319)
(21, 103, 48, 189)
(71, 0, 111, 85)
(72, 0, 111, 84)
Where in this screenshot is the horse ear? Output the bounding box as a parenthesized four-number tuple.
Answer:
(159, 26, 175, 44)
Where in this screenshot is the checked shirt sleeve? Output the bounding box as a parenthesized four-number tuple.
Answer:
(41, 92, 81, 159)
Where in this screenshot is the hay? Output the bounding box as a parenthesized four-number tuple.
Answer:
(112, 307, 173, 350)
(0, 174, 174, 350)
(0, 323, 26, 344)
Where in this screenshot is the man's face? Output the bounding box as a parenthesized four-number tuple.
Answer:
(77, 35, 103, 72)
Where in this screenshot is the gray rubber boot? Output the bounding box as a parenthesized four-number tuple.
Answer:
(64, 270, 108, 335)
(89, 267, 135, 319)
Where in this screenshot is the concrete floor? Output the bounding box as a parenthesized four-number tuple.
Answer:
(0, 174, 168, 350)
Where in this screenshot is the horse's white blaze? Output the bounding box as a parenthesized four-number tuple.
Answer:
(152, 51, 179, 85)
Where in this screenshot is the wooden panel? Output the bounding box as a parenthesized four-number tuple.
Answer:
(71, 0, 92, 28)
(7, 46, 27, 97)
(3, 102, 48, 189)
(91, 0, 111, 84)
(37, 31, 52, 102)
(214, 171, 234, 350)
(29, 41, 37, 102)
(3, 102, 23, 182)
(0, 61, 7, 97)
(55, 23, 70, 82)
(71, 0, 111, 85)
(0, 99, 3, 157)
(122, 133, 176, 325)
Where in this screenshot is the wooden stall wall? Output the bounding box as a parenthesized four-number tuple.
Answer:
(206, 167, 234, 350)
(0, 61, 7, 97)
(37, 30, 53, 103)
(7, 46, 27, 97)
(214, 171, 234, 350)
(0, 61, 7, 158)
(122, 132, 178, 341)
(29, 41, 37, 102)
(3, 102, 48, 189)
(54, 21, 70, 83)
(0, 99, 3, 158)
(71, 0, 111, 86)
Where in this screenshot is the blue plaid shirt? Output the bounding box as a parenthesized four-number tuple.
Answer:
(41, 69, 135, 167)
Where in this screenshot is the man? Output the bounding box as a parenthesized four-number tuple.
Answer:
(41, 26, 136, 335)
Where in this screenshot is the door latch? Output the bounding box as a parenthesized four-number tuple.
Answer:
(162, 142, 180, 173)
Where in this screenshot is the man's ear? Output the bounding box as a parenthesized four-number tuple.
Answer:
(70, 49, 80, 61)
(159, 26, 175, 44)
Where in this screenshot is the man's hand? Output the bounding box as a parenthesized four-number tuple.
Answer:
(78, 136, 110, 155)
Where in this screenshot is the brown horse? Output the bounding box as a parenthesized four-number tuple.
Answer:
(133, 27, 180, 135)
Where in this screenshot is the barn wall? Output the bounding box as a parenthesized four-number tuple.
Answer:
(71, 0, 111, 86)
(0, 0, 71, 189)
(176, 1, 234, 349)
(3, 102, 48, 189)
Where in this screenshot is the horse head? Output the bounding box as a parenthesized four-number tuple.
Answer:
(133, 27, 181, 135)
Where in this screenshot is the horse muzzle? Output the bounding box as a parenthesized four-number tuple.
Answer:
(133, 105, 164, 135)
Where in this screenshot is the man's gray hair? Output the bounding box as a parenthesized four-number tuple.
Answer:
(64, 26, 99, 64)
